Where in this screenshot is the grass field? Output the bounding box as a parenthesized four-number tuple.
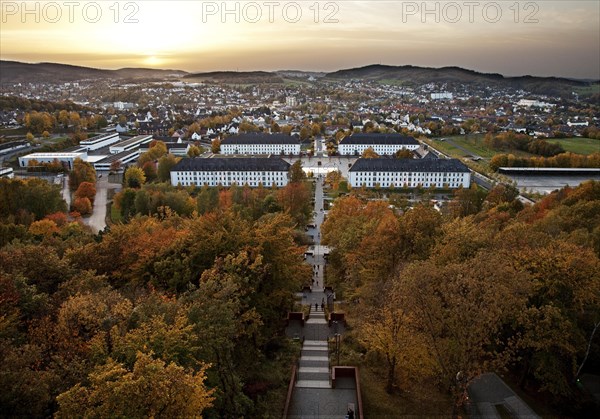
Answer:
(548, 137, 600, 155)
(428, 135, 599, 160)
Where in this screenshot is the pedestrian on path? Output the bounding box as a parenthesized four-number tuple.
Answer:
(315, 303, 318, 311)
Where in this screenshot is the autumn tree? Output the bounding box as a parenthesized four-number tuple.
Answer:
(0, 177, 67, 223)
(361, 147, 379, 158)
(69, 158, 96, 191)
(289, 160, 305, 183)
(397, 252, 531, 405)
(124, 166, 146, 188)
(188, 145, 202, 157)
(276, 182, 312, 225)
(24, 111, 55, 135)
(157, 154, 179, 182)
(72, 197, 92, 215)
(358, 281, 435, 393)
(74, 181, 96, 204)
(395, 149, 413, 159)
(56, 352, 213, 418)
(211, 138, 221, 154)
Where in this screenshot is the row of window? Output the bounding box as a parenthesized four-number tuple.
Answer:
(350, 172, 469, 188)
(222, 146, 300, 151)
(339, 145, 418, 154)
(175, 180, 286, 187)
(172, 171, 288, 187)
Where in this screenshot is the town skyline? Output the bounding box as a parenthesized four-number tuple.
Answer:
(1, 1, 599, 79)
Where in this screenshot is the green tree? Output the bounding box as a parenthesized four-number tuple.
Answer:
(188, 145, 202, 157)
(124, 167, 146, 189)
(289, 160, 305, 183)
(157, 155, 179, 183)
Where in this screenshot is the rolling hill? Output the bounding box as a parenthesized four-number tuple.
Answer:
(0, 61, 187, 83)
(1, 61, 596, 97)
(324, 64, 596, 96)
(183, 70, 284, 84)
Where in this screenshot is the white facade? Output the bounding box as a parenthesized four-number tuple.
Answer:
(339, 142, 419, 156)
(349, 159, 471, 189)
(171, 169, 289, 188)
(338, 134, 420, 156)
(18, 152, 87, 170)
(220, 134, 301, 155)
(109, 135, 153, 154)
(0, 167, 14, 178)
(431, 92, 453, 100)
(80, 132, 120, 151)
(170, 157, 290, 188)
(221, 142, 300, 155)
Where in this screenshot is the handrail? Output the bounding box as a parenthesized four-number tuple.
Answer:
(282, 364, 297, 419)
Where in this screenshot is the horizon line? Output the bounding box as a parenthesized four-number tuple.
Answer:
(2, 58, 599, 82)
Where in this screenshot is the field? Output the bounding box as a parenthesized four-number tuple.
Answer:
(428, 135, 599, 161)
(426, 135, 519, 161)
(548, 137, 600, 155)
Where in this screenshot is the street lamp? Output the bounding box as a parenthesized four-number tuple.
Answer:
(333, 320, 340, 366)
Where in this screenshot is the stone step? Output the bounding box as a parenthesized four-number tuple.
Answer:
(306, 318, 328, 324)
(301, 350, 328, 358)
(298, 370, 331, 382)
(303, 340, 328, 347)
(299, 356, 329, 368)
(295, 379, 331, 389)
(298, 366, 330, 381)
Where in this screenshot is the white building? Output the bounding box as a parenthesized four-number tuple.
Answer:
(349, 158, 471, 189)
(0, 167, 14, 178)
(431, 92, 453, 100)
(0, 140, 29, 155)
(221, 133, 301, 155)
(18, 152, 87, 170)
(109, 135, 153, 154)
(170, 156, 290, 187)
(338, 133, 420, 156)
(139, 142, 191, 157)
(286, 96, 297, 107)
(79, 132, 120, 151)
(93, 149, 140, 170)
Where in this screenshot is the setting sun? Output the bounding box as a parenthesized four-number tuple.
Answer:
(143, 55, 162, 67)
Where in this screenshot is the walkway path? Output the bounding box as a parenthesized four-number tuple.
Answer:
(287, 176, 358, 418)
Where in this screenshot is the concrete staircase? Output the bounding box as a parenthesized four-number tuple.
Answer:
(296, 306, 331, 388)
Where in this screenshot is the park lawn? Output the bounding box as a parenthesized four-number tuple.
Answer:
(548, 137, 600, 155)
(426, 138, 465, 157)
(447, 134, 499, 158)
(428, 136, 534, 160)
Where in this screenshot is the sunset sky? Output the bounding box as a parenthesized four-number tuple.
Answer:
(1, 0, 599, 78)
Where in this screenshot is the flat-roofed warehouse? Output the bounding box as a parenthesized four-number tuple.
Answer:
(349, 158, 471, 189)
(338, 133, 420, 156)
(220, 133, 301, 155)
(109, 135, 153, 154)
(18, 152, 88, 170)
(170, 156, 291, 187)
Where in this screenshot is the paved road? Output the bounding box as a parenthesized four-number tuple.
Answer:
(83, 172, 120, 233)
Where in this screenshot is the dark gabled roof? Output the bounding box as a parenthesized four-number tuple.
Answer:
(349, 158, 470, 173)
(339, 133, 419, 145)
(171, 156, 291, 172)
(221, 133, 300, 145)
